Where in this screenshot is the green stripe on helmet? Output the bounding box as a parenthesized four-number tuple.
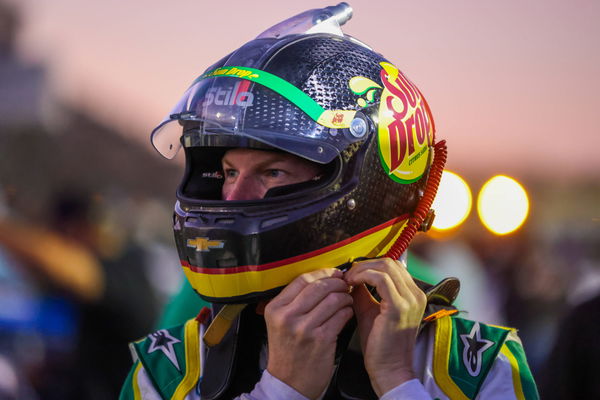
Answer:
(194, 66, 326, 122)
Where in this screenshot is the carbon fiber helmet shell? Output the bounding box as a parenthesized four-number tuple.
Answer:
(158, 32, 437, 303)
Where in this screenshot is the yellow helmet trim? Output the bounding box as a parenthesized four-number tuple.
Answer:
(182, 216, 409, 300)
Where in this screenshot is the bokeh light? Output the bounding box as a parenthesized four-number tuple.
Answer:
(477, 175, 530, 235)
(432, 170, 472, 231)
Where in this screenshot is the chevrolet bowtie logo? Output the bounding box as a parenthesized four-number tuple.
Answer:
(187, 237, 225, 252)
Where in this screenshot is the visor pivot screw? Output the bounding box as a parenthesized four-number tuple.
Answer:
(317, 146, 324, 154)
(349, 117, 367, 138)
(347, 198, 356, 210)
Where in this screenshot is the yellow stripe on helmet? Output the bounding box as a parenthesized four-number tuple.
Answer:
(183, 218, 408, 299)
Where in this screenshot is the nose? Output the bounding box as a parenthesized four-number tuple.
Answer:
(222, 175, 265, 201)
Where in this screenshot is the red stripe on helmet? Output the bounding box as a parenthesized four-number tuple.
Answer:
(182, 215, 408, 275)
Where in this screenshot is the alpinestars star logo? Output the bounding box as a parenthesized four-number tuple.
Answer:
(460, 322, 494, 377)
(148, 330, 181, 371)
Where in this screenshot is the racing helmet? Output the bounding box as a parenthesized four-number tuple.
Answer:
(151, 3, 447, 303)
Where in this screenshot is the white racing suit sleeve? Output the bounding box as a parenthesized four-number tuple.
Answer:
(476, 347, 530, 400)
(380, 379, 433, 400)
(137, 366, 165, 400)
(234, 370, 310, 400)
(235, 372, 434, 400)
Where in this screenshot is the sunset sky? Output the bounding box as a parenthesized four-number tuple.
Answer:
(11, 0, 600, 181)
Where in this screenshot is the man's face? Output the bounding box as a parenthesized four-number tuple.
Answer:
(221, 148, 323, 200)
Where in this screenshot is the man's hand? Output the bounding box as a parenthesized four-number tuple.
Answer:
(344, 258, 427, 397)
(264, 268, 354, 400)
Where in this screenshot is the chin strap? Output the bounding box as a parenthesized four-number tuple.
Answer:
(385, 139, 448, 260)
(203, 304, 247, 347)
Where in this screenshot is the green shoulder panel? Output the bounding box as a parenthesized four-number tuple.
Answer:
(433, 315, 512, 399)
(131, 323, 189, 400)
(503, 334, 540, 400)
(447, 317, 510, 398)
(119, 361, 139, 400)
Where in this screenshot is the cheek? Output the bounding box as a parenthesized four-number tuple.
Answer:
(221, 181, 233, 200)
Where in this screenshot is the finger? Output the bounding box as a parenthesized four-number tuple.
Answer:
(345, 258, 401, 284)
(393, 259, 427, 300)
(314, 305, 354, 341)
(348, 258, 426, 306)
(346, 258, 410, 301)
(351, 283, 379, 323)
(347, 269, 403, 311)
(298, 290, 354, 329)
(351, 283, 377, 315)
(351, 284, 377, 350)
(350, 269, 427, 332)
(273, 268, 343, 306)
(289, 277, 351, 315)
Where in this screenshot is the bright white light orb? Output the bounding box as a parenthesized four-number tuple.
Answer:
(477, 175, 529, 235)
(431, 170, 472, 231)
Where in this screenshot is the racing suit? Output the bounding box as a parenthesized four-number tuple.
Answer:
(120, 305, 538, 400)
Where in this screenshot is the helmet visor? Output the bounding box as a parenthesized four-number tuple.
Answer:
(151, 66, 373, 163)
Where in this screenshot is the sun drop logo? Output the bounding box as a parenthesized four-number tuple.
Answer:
(350, 62, 433, 183)
(377, 62, 433, 183)
(203, 80, 254, 107)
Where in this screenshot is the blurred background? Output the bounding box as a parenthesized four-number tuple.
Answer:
(0, 0, 598, 398)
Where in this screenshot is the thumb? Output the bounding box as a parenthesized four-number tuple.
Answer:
(352, 283, 378, 315)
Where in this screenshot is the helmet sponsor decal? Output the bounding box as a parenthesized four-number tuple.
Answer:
(377, 62, 433, 183)
(203, 80, 254, 107)
(201, 171, 224, 179)
(187, 237, 225, 252)
(202, 66, 259, 80)
(349, 76, 382, 108)
(319, 110, 356, 128)
(193, 66, 357, 129)
(349, 63, 433, 183)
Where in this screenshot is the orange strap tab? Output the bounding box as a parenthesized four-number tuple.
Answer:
(423, 308, 458, 323)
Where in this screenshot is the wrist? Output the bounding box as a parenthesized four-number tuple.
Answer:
(370, 367, 416, 397)
(266, 367, 323, 400)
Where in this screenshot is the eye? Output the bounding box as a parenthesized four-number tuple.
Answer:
(224, 169, 238, 179)
(265, 169, 285, 179)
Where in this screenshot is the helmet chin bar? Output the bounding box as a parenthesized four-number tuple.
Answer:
(385, 139, 447, 260)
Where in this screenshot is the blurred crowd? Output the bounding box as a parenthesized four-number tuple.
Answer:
(0, 185, 184, 399)
(1, 1, 599, 398)
(0, 4, 184, 395)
